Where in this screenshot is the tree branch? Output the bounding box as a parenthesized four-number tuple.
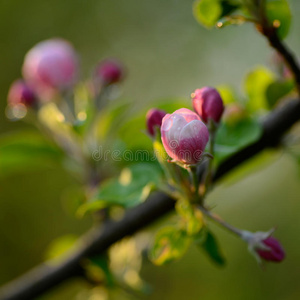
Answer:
(1, 96, 300, 300)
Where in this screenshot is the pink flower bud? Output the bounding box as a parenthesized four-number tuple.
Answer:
(22, 39, 79, 97)
(7, 80, 36, 107)
(256, 237, 285, 262)
(192, 87, 224, 124)
(161, 108, 209, 165)
(146, 108, 167, 137)
(94, 59, 124, 85)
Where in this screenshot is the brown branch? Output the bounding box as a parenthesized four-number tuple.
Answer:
(1, 97, 300, 300)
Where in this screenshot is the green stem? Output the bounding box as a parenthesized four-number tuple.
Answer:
(204, 121, 216, 195)
(199, 206, 242, 237)
(188, 166, 199, 196)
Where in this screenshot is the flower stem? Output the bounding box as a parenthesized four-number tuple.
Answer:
(198, 206, 242, 237)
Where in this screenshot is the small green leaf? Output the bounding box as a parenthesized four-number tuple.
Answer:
(89, 255, 115, 287)
(196, 229, 225, 266)
(176, 200, 203, 236)
(193, 0, 222, 28)
(149, 227, 190, 265)
(78, 163, 162, 215)
(244, 66, 274, 112)
(266, 79, 294, 108)
(215, 118, 263, 164)
(266, 0, 292, 39)
(216, 85, 237, 105)
(0, 130, 62, 177)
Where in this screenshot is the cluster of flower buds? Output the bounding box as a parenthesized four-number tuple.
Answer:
(146, 88, 286, 265)
(7, 38, 124, 120)
(146, 86, 224, 165)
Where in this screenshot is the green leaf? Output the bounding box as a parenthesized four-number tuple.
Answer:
(266, 0, 292, 39)
(176, 200, 203, 236)
(149, 227, 190, 265)
(215, 118, 263, 164)
(193, 0, 222, 28)
(89, 255, 115, 287)
(216, 85, 237, 105)
(0, 130, 62, 177)
(265, 79, 294, 108)
(78, 163, 162, 216)
(244, 66, 274, 112)
(196, 229, 225, 266)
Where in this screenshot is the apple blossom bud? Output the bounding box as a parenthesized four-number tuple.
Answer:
(94, 59, 124, 85)
(192, 87, 224, 124)
(161, 108, 209, 165)
(146, 108, 167, 137)
(256, 236, 285, 262)
(241, 229, 285, 264)
(22, 39, 79, 97)
(7, 80, 36, 107)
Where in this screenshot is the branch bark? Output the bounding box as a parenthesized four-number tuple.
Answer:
(1, 97, 300, 300)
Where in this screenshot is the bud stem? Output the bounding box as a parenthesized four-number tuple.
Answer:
(198, 206, 243, 237)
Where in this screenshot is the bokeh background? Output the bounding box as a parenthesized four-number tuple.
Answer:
(1, 0, 300, 299)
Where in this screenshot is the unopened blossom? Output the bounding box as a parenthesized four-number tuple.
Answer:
(192, 87, 224, 124)
(22, 38, 79, 97)
(256, 236, 285, 262)
(161, 108, 209, 165)
(7, 80, 36, 107)
(94, 59, 124, 85)
(146, 108, 167, 137)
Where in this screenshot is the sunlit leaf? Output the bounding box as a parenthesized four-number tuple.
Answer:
(195, 229, 225, 266)
(176, 199, 203, 236)
(78, 163, 163, 216)
(216, 85, 237, 105)
(244, 66, 274, 112)
(150, 226, 190, 265)
(266, 0, 292, 39)
(193, 0, 222, 28)
(214, 118, 263, 164)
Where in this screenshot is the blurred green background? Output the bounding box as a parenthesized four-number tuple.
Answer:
(1, 0, 300, 299)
